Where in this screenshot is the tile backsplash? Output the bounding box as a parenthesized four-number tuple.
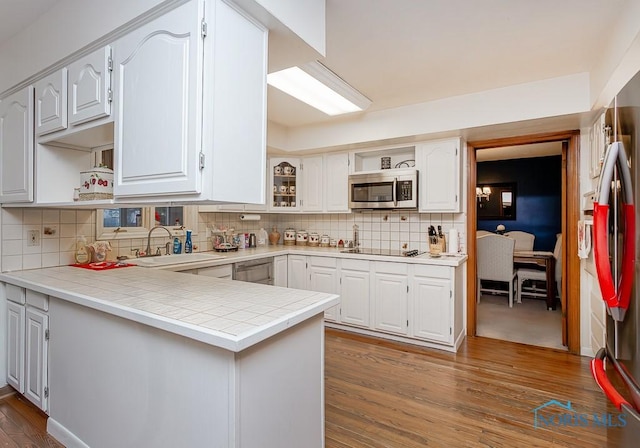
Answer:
(1, 208, 467, 272)
(1, 208, 96, 272)
(197, 211, 467, 254)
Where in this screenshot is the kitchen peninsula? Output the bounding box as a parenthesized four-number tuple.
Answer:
(0, 266, 338, 448)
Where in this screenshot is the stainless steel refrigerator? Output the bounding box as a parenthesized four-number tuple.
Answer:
(591, 69, 640, 446)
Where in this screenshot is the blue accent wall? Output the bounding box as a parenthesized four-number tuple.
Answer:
(477, 156, 561, 251)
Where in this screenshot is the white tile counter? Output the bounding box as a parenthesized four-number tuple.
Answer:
(0, 265, 338, 352)
(131, 245, 468, 271)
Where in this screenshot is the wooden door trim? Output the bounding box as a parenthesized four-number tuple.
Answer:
(466, 130, 581, 354)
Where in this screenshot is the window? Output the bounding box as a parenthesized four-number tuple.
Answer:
(93, 149, 197, 239)
(96, 206, 197, 239)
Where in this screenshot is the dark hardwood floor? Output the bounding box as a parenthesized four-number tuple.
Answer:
(325, 329, 621, 447)
(0, 330, 622, 447)
(0, 386, 62, 447)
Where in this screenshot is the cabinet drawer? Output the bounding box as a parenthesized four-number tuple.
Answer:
(198, 264, 233, 278)
(26, 290, 49, 311)
(341, 258, 369, 271)
(5, 284, 26, 304)
(373, 261, 407, 275)
(413, 264, 450, 280)
(309, 256, 337, 268)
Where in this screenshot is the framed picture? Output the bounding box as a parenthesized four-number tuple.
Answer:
(477, 182, 517, 220)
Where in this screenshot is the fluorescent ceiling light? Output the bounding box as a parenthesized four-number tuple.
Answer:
(267, 61, 371, 116)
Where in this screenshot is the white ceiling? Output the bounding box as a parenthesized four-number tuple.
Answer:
(268, 0, 624, 128)
(0, 0, 60, 44)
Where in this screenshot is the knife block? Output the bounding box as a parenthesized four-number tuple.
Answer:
(429, 235, 446, 254)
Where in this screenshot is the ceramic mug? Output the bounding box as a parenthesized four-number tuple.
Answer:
(280, 201, 289, 207)
(290, 200, 296, 207)
(283, 166, 295, 175)
(280, 185, 288, 194)
(274, 166, 283, 175)
(289, 185, 296, 194)
(273, 185, 277, 192)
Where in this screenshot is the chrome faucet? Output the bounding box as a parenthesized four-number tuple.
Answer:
(144, 226, 173, 257)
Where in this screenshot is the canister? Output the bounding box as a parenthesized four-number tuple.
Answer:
(296, 230, 308, 245)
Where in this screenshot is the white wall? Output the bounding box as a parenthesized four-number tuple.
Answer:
(268, 73, 592, 152)
(589, 0, 640, 110)
(0, 0, 164, 93)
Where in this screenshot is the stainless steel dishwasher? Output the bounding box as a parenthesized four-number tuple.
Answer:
(232, 257, 274, 285)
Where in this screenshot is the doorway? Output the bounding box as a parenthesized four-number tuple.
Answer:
(467, 131, 581, 354)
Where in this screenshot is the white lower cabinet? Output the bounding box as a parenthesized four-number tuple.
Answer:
(287, 255, 308, 290)
(372, 262, 408, 335)
(410, 272, 452, 344)
(339, 259, 370, 327)
(274, 255, 288, 287)
(308, 257, 339, 321)
(7, 300, 25, 392)
(196, 264, 233, 279)
(284, 255, 340, 320)
(25, 307, 49, 411)
(4, 284, 49, 412)
(287, 255, 465, 352)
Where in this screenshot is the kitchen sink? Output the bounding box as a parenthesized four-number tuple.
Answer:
(131, 252, 226, 267)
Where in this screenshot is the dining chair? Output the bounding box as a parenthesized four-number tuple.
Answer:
(553, 234, 562, 296)
(516, 234, 562, 303)
(477, 234, 517, 307)
(476, 230, 491, 236)
(504, 231, 535, 251)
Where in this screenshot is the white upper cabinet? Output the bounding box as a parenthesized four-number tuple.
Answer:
(113, 0, 204, 198)
(68, 46, 112, 126)
(325, 152, 350, 212)
(0, 87, 34, 203)
(301, 155, 323, 212)
(270, 158, 300, 211)
(416, 138, 462, 213)
(113, 0, 267, 202)
(35, 69, 68, 136)
(206, 0, 267, 205)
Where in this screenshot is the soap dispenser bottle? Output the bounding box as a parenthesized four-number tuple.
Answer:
(173, 237, 182, 254)
(184, 230, 193, 253)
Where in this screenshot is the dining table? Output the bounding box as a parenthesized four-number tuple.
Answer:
(514, 250, 556, 310)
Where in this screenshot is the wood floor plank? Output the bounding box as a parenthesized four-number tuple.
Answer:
(0, 328, 623, 447)
(0, 395, 63, 448)
(325, 329, 620, 447)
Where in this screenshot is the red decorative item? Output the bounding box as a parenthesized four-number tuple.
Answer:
(71, 262, 135, 270)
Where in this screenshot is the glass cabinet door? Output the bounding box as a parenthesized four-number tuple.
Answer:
(270, 158, 300, 211)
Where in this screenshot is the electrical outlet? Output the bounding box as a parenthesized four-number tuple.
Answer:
(28, 229, 40, 247)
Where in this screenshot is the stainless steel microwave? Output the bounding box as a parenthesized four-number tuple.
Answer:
(349, 169, 418, 210)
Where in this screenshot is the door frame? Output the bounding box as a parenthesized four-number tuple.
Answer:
(466, 130, 580, 354)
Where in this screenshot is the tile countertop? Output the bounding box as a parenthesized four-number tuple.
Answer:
(0, 266, 339, 353)
(139, 245, 468, 271)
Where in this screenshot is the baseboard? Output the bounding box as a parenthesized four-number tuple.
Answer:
(47, 418, 90, 448)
